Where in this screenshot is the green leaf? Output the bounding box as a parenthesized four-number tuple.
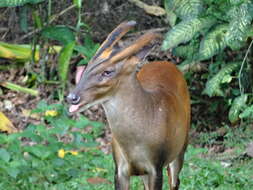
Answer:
(198, 24, 229, 61)
(172, 40, 199, 59)
(162, 16, 216, 50)
(74, 35, 99, 65)
(25, 145, 52, 160)
(58, 42, 75, 83)
(7, 167, 20, 178)
(229, 94, 248, 123)
(221, 74, 233, 83)
(203, 62, 240, 97)
(164, 0, 203, 20)
(19, 5, 28, 32)
(0, 81, 39, 96)
(239, 104, 253, 119)
(41, 26, 75, 45)
(225, 2, 253, 50)
(0, 148, 10, 162)
(165, 10, 177, 27)
(230, 0, 246, 6)
(73, 0, 82, 8)
(0, 0, 44, 7)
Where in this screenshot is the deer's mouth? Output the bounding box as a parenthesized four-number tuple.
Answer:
(69, 104, 81, 113)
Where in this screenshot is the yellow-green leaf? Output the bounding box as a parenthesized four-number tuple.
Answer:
(0, 112, 17, 133)
(58, 42, 75, 84)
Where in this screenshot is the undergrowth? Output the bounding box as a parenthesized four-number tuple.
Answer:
(0, 102, 252, 189)
(163, 0, 253, 125)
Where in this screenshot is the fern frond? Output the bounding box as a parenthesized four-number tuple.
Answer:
(162, 16, 216, 50)
(225, 2, 253, 50)
(229, 94, 248, 123)
(0, 0, 44, 7)
(203, 62, 240, 97)
(165, 0, 203, 20)
(198, 24, 229, 61)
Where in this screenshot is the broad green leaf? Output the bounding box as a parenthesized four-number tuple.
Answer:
(0, 42, 40, 62)
(164, 0, 203, 20)
(25, 145, 52, 160)
(58, 42, 75, 83)
(7, 167, 20, 178)
(0, 148, 10, 162)
(221, 75, 233, 83)
(165, 10, 177, 27)
(240, 105, 253, 119)
(229, 94, 248, 123)
(198, 24, 229, 61)
(230, 0, 246, 6)
(172, 40, 199, 59)
(203, 62, 240, 97)
(162, 16, 216, 50)
(0, 0, 44, 7)
(225, 2, 253, 50)
(41, 26, 75, 45)
(164, 1, 177, 26)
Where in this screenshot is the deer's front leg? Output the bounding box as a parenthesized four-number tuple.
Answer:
(112, 139, 130, 190)
(114, 166, 130, 190)
(142, 168, 163, 190)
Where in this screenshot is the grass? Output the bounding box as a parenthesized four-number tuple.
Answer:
(58, 145, 252, 190)
(0, 102, 252, 189)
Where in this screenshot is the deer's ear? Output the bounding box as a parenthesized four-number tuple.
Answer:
(135, 45, 154, 62)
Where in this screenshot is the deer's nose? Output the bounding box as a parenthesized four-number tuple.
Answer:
(67, 93, 80, 105)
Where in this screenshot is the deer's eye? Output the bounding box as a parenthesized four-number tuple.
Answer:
(101, 70, 115, 77)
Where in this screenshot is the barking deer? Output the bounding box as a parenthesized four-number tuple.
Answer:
(67, 21, 190, 190)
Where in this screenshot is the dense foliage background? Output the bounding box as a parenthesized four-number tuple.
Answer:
(0, 0, 252, 189)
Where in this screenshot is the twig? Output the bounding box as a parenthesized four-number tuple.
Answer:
(0, 28, 9, 32)
(238, 39, 253, 94)
(126, 27, 168, 37)
(19, 4, 76, 41)
(128, 0, 166, 16)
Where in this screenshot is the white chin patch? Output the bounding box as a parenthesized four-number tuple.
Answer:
(69, 104, 80, 113)
(68, 98, 108, 113)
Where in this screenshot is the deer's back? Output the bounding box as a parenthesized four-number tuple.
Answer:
(137, 61, 190, 129)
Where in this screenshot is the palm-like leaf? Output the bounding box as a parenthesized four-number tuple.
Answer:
(165, 0, 203, 20)
(229, 94, 248, 123)
(162, 17, 216, 50)
(225, 2, 253, 50)
(203, 62, 240, 97)
(199, 24, 229, 61)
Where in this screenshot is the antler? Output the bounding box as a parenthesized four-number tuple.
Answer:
(109, 32, 162, 64)
(90, 21, 137, 63)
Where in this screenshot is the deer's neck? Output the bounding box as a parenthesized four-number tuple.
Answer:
(102, 73, 155, 130)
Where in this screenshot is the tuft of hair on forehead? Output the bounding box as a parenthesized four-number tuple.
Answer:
(90, 21, 137, 63)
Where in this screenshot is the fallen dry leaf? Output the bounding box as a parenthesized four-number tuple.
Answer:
(0, 111, 18, 133)
(87, 177, 111, 185)
(22, 109, 40, 120)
